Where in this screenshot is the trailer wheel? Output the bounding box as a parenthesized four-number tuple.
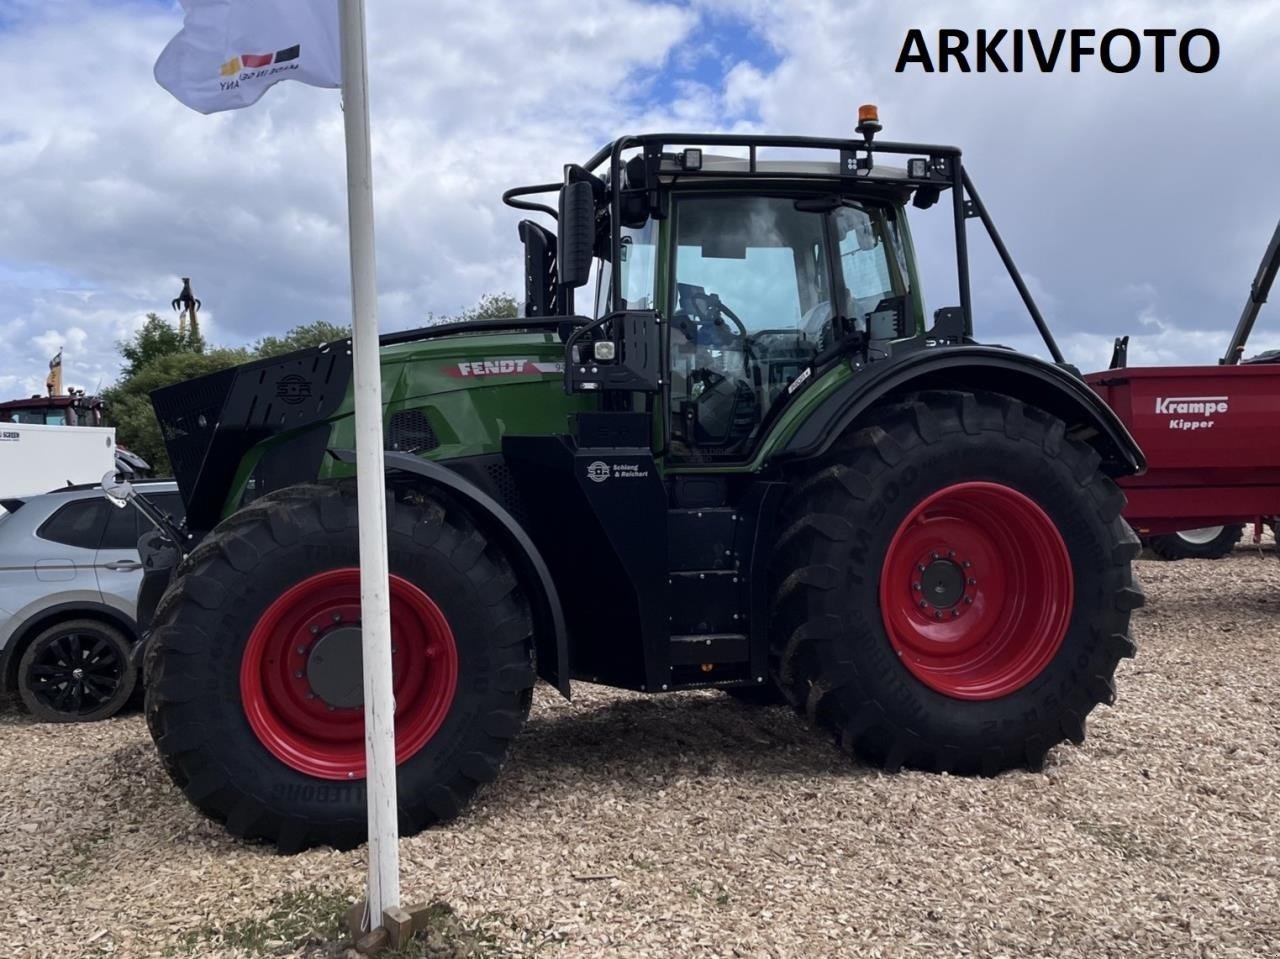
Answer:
(1148, 525, 1243, 561)
(769, 391, 1143, 775)
(145, 482, 535, 852)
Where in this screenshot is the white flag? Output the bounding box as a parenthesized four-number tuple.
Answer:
(154, 0, 341, 115)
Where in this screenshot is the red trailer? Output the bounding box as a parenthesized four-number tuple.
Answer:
(1085, 220, 1280, 558)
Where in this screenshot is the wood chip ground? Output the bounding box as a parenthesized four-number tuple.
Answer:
(2, 549, 1277, 957)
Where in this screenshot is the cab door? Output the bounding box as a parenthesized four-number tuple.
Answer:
(665, 193, 837, 462)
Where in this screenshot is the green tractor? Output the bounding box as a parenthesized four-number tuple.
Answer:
(113, 115, 1145, 851)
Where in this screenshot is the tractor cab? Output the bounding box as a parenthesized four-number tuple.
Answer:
(613, 183, 917, 461)
(504, 111, 1022, 471)
(0, 391, 107, 428)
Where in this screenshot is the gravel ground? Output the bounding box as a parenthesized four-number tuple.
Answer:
(2, 549, 1279, 959)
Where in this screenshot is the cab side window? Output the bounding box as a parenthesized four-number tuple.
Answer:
(834, 205, 912, 340)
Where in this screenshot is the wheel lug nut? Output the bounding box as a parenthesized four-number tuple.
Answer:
(964, 597, 974, 605)
(931, 552, 940, 560)
(963, 561, 972, 568)
(296, 646, 307, 655)
(948, 550, 956, 558)
(933, 611, 943, 620)
(331, 612, 342, 623)
(912, 583, 922, 591)
(307, 693, 316, 700)
(310, 625, 320, 635)
(294, 671, 304, 679)
(919, 601, 928, 609)
(967, 578, 976, 585)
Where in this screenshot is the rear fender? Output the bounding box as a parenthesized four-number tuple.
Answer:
(774, 347, 1146, 477)
(330, 449, 570, 699)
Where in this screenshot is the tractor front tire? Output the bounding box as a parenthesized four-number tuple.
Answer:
(145, 482, 535, 852)
(770, 391, 1143, 775)
(1148, 525, 1243, 561)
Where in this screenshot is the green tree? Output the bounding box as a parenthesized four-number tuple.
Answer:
(253, 320, 352, 358)
(427, 293, 518, 326)
(103, 349, 251, 474)
(117, 313, 206, 378)
(457, 292, 517, 322)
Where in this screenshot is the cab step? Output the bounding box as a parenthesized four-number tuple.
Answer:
(669, 633, 749, 666)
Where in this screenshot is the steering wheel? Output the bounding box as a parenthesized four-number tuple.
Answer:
(676, 283, 748, 349)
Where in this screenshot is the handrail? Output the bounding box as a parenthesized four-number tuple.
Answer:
(379, 316, 587, 348)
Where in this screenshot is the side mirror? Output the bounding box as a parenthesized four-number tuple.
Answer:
(558, 179, 595, 289)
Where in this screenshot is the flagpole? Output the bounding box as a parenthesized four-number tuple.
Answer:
(338, 0, 400, 927)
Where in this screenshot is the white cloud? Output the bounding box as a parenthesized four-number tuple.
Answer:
(1, 0, 1279, 401)
(698, 0, 1280, 368)
(0, 0, 699, 390)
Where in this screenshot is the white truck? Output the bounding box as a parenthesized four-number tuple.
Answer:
(0, 422, 118, 504)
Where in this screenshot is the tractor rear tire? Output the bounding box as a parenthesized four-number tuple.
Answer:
(144, 482, 535, 852)
(769, 391, 1143, 775)
(1148, 525, 1243, 561)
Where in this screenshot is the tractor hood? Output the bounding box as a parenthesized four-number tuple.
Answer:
(378, 329, 567, 399)
(151, 322, 593, 532)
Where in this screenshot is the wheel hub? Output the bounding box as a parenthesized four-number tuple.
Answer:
(305, 625, 365, 709)
(880, 481, 1074, 701)
(240, 569, 460, 780)
(919, 559, 966, 609)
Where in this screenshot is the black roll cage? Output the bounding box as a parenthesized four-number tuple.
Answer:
(502, 132, 1065, 365)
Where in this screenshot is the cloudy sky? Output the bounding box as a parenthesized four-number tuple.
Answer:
(1, 0, 1279, 397)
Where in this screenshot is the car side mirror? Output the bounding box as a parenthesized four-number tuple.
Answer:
(558, 179, 595, 289)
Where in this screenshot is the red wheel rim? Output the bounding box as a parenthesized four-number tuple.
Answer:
(879, 481, 1073, 701)
(240, 568, 458, 780)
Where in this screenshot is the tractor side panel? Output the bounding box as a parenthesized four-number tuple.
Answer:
(504, 425, 669, 692)
(319, 377, 597, 475)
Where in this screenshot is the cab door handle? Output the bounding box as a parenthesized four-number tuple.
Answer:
(104, 560, 143, 572)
